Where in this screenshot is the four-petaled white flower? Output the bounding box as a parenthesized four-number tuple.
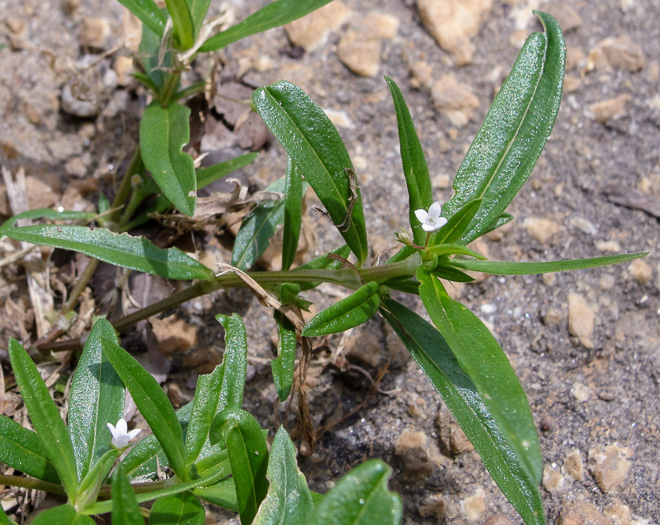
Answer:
(107, 418, 141, 449)
(414, 202, 447, 232)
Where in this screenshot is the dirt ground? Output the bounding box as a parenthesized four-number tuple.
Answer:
(0, 0, 658, 523)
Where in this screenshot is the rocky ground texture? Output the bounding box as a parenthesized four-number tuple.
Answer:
(0, 0, 658, 523)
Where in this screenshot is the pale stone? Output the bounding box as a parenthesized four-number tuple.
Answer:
(431, 74, 480, 127)
(588, 94, 630, 123)
(628, 259, 652, 284)
(605, 501, 633, 525)
(409, 60, 434, 89)
(418, 0, 493, 65)
(588, 444, 632, 493)
(80, 17, 111, 49)
(395, 430, 437, 477)
(524, 217, 560, 244)
(596, 240, 622, 252)
(344, 330, 381, 367)
(540, 1, 582, 32)
(362, 12, 400, 39)
(568, 293, 596, 348)
(556, 500, 609, 525)
(461, 487, 486, 521)
(543, 307, 563, 326)
(571, 381, 591, 402)
(484, 516, 513, 525)
(285, 1, 351, 51)
(436, 405, 474, 456)
(543, 464, 569, 493)
(563, 450, 585, 481)
(337, 30, 382, 77)
(602, 35, 646, 71)
(114, 56, 134, 87)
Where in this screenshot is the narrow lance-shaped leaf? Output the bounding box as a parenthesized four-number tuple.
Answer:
(431, 199, 481, 246)
(0, 416, 59, 483)
(116, 0, 167, 37)
(253, 427, 313, 525)
(416, 268, 542, 484)
(0, 224, 213, 280)
(253, 81, 368, 265)
(199, 0, 333, 52)
(216, 314, 248, 413)
(282, 157, 303, 271)
(31, 505, 94, 525)
(111, 465, 145, 525)
(385, 76, 433, 245)
(8, 339, 79, 498)
(302, 281, 381, 337)
(140, 102, 197, 217)
(184, 365, 224, 465)
(210, 410, 269, 525)
(99, 320, 187, 480)
(69, 319, 125, 481)
(197, 152, 258, 189)
(232, 177, 286, 271)
(308, 460, 402, 525)
(443, 12, 565, 244)
(186, 0, 212, 39)
(165, 0, 194, 50)
(380, 299, 545, 525)
(272, 313, 296, 402)
(446, 252, 648, 275)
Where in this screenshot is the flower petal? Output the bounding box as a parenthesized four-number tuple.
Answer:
(428, 201, 442, 219)
(414, 209, 428, 223)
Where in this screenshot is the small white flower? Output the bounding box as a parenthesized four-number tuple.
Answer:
(414, 202, 447, 232)
(107, 418, 141, 449)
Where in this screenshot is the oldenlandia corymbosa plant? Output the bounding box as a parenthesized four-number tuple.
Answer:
(0, 3, 647, 524)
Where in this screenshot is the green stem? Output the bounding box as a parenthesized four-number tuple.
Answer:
(159, 71, 182, 107)
(0, 475, 66, 495)
(110, 148, 142, 225)
(113, 259, 421, 332)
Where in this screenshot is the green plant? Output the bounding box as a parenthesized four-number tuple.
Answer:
(0, 4, 647, 524)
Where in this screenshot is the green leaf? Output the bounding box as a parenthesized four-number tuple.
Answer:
(253, 427, 313, 525)
(8, 339, 79, 498)
(431, 199, 481, 246)
(132, 72, 161, 94)
(302, 282, 380, 337)
(31, 505, 94, 525)
(69, 320, 125, 481)
(149, 493, 204, 525)
(443, 12, 565, 244)
(186, 0, 212, 38)
(426, 243, 486, 260)
(216, 314, 248, 413)
(282, 157, 304, 271)
(165, 0, 194, 50)
(416, 268, 542, 484)
(309, 460, 402, 525)
(232, 177, 285, 271)
(140, 102, 197, 217)
(194, 478, 238, 511)
(482, 213, 514, 236)
(385, 76, 433, 246)
(197, 152, 258, 189)
(111, 465, 145, 525)
(0, 209, 96, 227)
(0, 223, 212, 280)
(199, 0, 333, 52)
(184, 365, 224, 465)
(253, 81, 368, 265)
(76, 449, 119, 510)
(383, 277, 419, 295)
(380, 299, 545, 525)
(99, 321, 186, 480)
(210, 410, 269, 525)
(116, 0, 167, 37)
(138, 21, 169, 91)
(272, 313, 296, 402)
(446, 252, 648, 275)
(431, 264, 476, 283)
(0, 416, 59, 483)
